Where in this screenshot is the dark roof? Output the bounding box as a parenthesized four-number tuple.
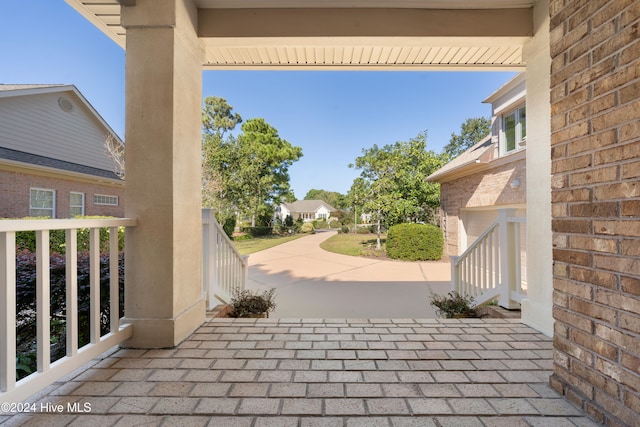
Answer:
(0, 147, 122, 181)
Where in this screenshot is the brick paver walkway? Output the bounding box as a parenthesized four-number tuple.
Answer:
(1, 318, 597, 426)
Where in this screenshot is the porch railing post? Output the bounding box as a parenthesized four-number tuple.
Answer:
(450, 255, 460, 293)
(498, 208, 519, 309)
(0, 231, 16, 393)
(202, 208, 217, 310)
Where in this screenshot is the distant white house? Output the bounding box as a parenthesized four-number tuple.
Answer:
(0, 84, 125, 218)
(276, 200, 337, 222)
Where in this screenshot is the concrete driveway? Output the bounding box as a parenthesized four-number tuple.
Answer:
(246, 231, 452, 318)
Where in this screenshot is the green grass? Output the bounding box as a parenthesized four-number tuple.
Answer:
(319, 233, 387, 257)
(232, 234, 305, 255)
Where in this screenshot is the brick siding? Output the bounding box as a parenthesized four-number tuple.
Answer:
(439, 156, 526, 255)
(0, 169, 124, 218)
(549, 0, 639, 425)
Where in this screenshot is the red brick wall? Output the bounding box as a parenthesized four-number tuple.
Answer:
(439, 156, 526, 255)
(549, 0, 639, 425)
(0, 168, 125, 218)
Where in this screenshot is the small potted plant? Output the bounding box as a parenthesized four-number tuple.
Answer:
(429, 291, 476, 318)
(229, 287, 277, 318)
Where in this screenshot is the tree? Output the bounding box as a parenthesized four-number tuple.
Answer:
(349, 131, 445, 247)
(442, 117, 491, 158)
(234, 118, 303, 226)
(104, 135, 125, 179)
(202, 96, 242, 139)
(304, 189, 348, 210)
(201, 97, 243, 222)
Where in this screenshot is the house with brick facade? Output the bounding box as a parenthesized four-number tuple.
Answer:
(0, 84, 124, 218)
(428, 73, 527, 261)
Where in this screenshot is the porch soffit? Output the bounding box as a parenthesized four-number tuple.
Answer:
(65, 0, 534, 70)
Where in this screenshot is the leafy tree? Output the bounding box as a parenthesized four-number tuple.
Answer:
(442, 117, 491, 158)
(202, 96, 242, 139)
(201, 98, 302, 228)
(202, 96, 243, 220)
(234, 118, 303, 226)
(304, 189, 348, 210)
(349, 131, 445, 248)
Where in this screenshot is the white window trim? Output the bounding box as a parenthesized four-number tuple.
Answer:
(94, 194, 119, 206)
(70, 191, 85, 217)
(30, 187, 56, 218)
(499, 104, 526, 156)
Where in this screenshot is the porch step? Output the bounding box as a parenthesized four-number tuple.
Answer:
(475, 305, 521, 319)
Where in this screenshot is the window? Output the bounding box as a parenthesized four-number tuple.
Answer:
(317, 213, 327, 220)
(70, 192, 85, 217)
(501, 105, 526, 153)
(30, 188, 55, 218)
(94, 194, 118, 206)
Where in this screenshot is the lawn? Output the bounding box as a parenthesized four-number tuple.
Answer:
(232, 234, 305, 255)
(319, 232, 387, 257)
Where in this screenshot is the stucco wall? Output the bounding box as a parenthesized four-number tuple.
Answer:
(439, 156, 526, 256)
(549, 0, 639, 425)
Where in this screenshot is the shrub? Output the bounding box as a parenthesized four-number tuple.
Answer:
(222, 216, 236, 238)
(340, 225, 350, 234)
(329, 220, 341, 229)
(429, 291, 476, 318)
(386, 223, 443, 261)
(13, 216, 124, 254)
(315, 220, 328, 229)
(16, 249, 125, 379)
(284, 215, 294, 227)
(300, 222, 315, 234)
(229, 288, 276, 318)
(241, 226, 273, 237)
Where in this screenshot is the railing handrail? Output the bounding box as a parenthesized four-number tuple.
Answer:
(202, 209, 248, 308)
(453, 219, 499, 265)
(0, 218, 137, 232)
(450, 208, 525, 309)
(202, 213, 246, 264)
(1, 217, 136, 403)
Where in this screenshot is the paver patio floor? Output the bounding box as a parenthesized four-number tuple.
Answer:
(1, 318, 597, 426)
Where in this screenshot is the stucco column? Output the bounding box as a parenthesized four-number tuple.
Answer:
(522, 0, 553, 336)
(121, 0, 205, 347)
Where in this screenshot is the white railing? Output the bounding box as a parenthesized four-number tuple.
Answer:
(1, 217, 136, 403)
(450, 208, 525, 309)
(202, 209, 248, 309)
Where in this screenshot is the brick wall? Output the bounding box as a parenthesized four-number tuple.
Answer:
(0, 169, 125, 218)
(439, 156, 526, 255)
(549, 0, 639, 425)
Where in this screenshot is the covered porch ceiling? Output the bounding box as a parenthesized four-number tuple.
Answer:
(65, 0, 535, 70)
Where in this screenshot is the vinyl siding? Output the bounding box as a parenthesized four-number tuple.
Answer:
(0, 91, 117, 172)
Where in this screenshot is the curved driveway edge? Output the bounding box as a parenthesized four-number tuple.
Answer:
(246, 231, 452, 318)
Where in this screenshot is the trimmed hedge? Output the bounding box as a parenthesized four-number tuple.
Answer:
(386, 223, 443, 261)
(11, 216, 125, 254)
(300, 222, 315, 234)
(241, 226, 273, 237)
(16, 249, 125, 379)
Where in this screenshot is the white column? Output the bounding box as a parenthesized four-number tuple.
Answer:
(121, 0, 205, 347)
(522, 0, 553, 336)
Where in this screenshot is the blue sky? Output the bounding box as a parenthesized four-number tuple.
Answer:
(2, 1, 516, 199)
